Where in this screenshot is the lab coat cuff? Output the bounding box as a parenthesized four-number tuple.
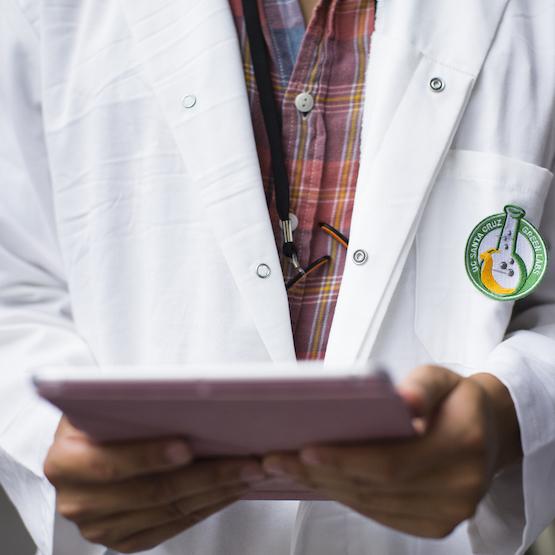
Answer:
(0, 452, 55, 555)
(0, 379, 61, 555)
(464, 332, 555, 555)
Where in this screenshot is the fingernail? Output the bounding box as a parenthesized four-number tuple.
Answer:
(300, 449, 322, 466)
(165, 442, 191, 464)
(240, 465, 267, 483)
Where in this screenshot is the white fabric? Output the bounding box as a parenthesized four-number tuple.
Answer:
(0, 0, 554, 554)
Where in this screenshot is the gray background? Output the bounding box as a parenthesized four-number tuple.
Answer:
(1, 487, 34, 555)
(1, 485, 553, 554)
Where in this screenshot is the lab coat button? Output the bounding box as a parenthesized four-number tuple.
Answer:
(256, 264, 271, 279)
(182, 95, 197, 109)
(430, 77, 445, 92)
(295, 92, 314, 113)
(353, 249, 368, 265)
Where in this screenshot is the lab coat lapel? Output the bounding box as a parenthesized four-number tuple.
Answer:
(119, 0, 296, 361)
(325, 0, 510, 364)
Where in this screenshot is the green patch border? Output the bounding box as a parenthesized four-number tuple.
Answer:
(464, 207, 548, 302)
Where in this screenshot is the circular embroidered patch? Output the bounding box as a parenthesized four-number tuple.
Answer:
(465, 205, 548, 301)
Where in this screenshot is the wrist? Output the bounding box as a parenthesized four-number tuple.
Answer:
(469, 373, 523, 473)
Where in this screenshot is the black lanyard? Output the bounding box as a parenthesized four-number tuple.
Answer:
(241, 0, 302, 272)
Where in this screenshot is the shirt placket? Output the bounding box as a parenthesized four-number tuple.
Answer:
(231, 0, 374, 359)
(280, 1, 338, 335)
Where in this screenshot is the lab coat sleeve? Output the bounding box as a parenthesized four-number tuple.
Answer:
(468, 168, 555, 554)
(0, 2, 97, 554)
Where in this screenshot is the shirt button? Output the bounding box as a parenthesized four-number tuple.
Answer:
(294, 92, 314, 113)
(182, 94, 197, 109)
(353, 249, 368, 265)
(279, 213, 299, 232)
(256, 263, 272, 279)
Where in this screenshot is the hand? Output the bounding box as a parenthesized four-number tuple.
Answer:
(45, 417, 267, 553)
(261, 366, 522, 539)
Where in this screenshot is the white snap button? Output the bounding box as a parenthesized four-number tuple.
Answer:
(429, 77, 445, 92)
(294, 92, 314, 113)
(256, 263, 271, 279)
(353, 249, 368, 265)
(182, 95, 197, 109)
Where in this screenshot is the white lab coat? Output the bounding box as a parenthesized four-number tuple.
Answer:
(0, 0, 554, 553)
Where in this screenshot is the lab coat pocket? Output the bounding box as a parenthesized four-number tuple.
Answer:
(415, 149, 553, 366)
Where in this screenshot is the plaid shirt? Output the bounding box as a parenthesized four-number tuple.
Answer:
(229, 0, 376, 359)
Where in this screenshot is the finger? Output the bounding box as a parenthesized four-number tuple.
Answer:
(397, 365, 461, 419)
(265, 435, 480, 489)
(264, 453, 477, 496)
(45, 436, 193, 485)
(299, 478, 474, 522)
(263, 453, 477, 499)
(111, 499, 236, 553)
(79, 484, 248, 546)
(278, 441, 429, 483)
(57, 458, 266, 520)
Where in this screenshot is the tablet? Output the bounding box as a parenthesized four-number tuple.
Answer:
(33, 362, 414, 500)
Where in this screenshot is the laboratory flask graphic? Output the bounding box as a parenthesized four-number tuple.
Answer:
(465, 205, 548, 301)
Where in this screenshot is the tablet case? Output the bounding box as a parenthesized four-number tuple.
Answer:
(34, 371, 414, 500)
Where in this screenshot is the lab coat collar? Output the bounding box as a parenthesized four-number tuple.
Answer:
(118, 0, 509, 364)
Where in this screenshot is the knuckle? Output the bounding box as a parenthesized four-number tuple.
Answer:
(79, 524, 108, 545)
(44, 457, 63, 486)
(57, 500, 90, 522)
(140, 443, 174, 471)
(90, 459, 121, 482)
(166, 500, 188, 520)
(43, 452, 68, 486)
(463, 423, 487, 457)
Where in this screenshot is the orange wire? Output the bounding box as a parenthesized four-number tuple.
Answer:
(319, 223, 349, 249)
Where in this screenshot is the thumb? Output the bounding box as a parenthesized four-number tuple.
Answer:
(398, 365, 462, 419)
